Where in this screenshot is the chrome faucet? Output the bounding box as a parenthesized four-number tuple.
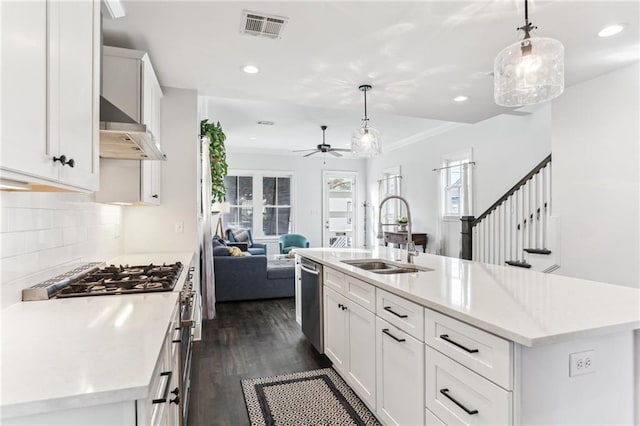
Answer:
(377, 195, 419, 264)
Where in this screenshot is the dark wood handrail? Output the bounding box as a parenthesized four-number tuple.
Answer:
(472, 154, 551, 227)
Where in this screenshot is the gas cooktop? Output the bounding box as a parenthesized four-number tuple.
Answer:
(22, 262, 183, 301)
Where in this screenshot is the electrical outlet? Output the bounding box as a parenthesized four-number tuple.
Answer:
(175, 221, 184, 233)
(569, 350, 595, 377)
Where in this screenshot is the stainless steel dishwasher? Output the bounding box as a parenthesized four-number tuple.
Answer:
(300, 257, 323, 353)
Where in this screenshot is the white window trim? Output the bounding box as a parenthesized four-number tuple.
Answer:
(227, 169, 295, 239)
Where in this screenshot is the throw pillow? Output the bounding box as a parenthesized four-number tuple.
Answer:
(231, 229, 252, 247)
(212, 237, 227, 249)
(228, 246, 247, 257)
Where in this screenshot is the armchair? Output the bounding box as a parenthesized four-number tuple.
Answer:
(278, 233, 310, 254)
(226, 228, 267, 256)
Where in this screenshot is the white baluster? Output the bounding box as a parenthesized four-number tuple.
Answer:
(499, 204, 505, 265)
(506, 197, 512, 262)
(531, 172, 540, 248)
(517, 188, 524, 262)
(478, 220, 483, 262)
(545, 163, 552, 249)
(488, 212, 496, 263)
(495, 211, 500, 265)
(472, 225, 478, 261)
(540, 165, 547, 249)
(484, 219, 489, 264)
(520, 180, 531, 260)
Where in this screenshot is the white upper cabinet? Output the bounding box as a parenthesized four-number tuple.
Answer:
(0, 0, 99, 191)
(102, 46, 164, 146)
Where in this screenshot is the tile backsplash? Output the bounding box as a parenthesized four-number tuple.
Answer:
(0, 192, 123, 307)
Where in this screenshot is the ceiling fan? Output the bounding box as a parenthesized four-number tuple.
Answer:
(293, 125, 350, 157)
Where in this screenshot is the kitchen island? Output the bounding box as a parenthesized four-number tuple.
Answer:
(0, 252, 195, 425)
(296, 247, 640, 425)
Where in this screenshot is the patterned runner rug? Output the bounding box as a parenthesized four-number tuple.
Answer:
(241, 368, 380, 426)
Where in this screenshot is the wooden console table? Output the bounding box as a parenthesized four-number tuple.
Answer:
(384, 231, 428, 253)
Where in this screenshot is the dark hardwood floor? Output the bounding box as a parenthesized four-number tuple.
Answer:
(188, 298, 331, 426)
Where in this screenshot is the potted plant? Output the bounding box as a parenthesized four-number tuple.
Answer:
(201, 119, 228, 203)
(397, 216, 408, 231)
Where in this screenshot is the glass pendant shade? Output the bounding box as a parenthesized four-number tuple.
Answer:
(351, 84, 382, 157)
(494, 36, 564, 107)
(351, 124, 382, 157)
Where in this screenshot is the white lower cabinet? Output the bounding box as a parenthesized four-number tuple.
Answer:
(324, 285, 377, 409)
(137, 302, 182, 426)
(324, 287, 349, 372)
(5, 300, 181, 426)
(347, 298, 377, 408)
(376, 317, 424, 426)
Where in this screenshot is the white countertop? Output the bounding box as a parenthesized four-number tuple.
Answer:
(296, 247, 640, 347)
(0, 252, 194, 419)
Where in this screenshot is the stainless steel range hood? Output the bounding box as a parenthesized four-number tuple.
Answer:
(99, 96, 167, 161)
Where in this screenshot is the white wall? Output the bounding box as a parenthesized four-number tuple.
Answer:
(122, 87, 200, 254)
(366, 106, 552, 256)
(552, 63, 640, 289)
(226, 152, 367, 250)
(0, 192, 123, 307)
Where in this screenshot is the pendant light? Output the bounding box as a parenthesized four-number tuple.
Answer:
(494, 0, 564, 107)
(351, 84, 382, 157)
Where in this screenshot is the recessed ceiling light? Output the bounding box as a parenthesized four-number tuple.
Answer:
(453, 95, 469, 102)
(243, 65, 259, 74)
(249, 137, 257, 140)
(598, 24, 625, 38)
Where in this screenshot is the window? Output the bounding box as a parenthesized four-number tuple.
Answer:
(221, 171, 294, 238)
(262, 176, 291, 236)
(379, 166, 402, 224)
(440, 151, 473, 218)
(444, 160, 462, 216)
(224, 176, 254, 229)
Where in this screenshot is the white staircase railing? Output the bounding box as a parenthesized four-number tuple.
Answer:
(461, 155, 553, 270)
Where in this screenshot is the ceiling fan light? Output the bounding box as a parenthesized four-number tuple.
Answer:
(351, 126, 381, 157)
(494, 36, 564, 107)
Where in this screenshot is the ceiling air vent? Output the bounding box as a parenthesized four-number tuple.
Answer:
(257, 120, 275, 126)
(241, 10, 289, 39)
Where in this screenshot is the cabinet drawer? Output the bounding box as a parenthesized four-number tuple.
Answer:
(324, 267, 346, 295)
(376, 289, 424, 341)
(425, 346, 512, 426)
(424, 308, 512, 389)
(345, 276, 375, 312)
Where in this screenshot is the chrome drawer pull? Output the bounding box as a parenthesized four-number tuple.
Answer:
(440, 388, 478, 415)
(382, 328, 406, 343)
(439, 334, 479, 353)
(383, 306, 408, 318)
(152, 371, 173, 404)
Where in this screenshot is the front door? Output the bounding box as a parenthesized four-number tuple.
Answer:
(322, 171, 357, 248)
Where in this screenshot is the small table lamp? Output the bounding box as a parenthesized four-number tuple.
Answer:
(212, 202, 231, 237)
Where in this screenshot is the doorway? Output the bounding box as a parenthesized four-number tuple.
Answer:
(322, 171, 358, 248)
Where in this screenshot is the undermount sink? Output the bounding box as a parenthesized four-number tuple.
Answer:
(342, 259, 432, 274)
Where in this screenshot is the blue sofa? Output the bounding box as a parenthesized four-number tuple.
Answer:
(213, 238, 294, 302)
(225, 228, 267, 256)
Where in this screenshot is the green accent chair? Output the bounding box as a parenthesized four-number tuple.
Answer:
(278, 234, 309, 254)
